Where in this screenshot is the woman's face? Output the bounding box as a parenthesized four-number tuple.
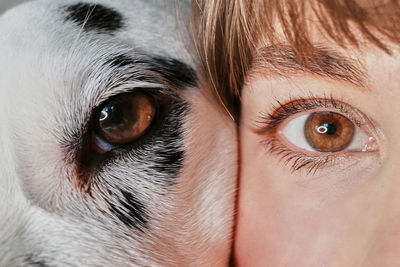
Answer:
(234, 35, 400, 265)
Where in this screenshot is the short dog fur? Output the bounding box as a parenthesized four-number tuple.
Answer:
(0, 0, 237, 266)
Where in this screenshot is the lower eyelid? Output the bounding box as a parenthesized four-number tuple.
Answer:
(262, 137, 333, 173)
(262, 137, 378, 174)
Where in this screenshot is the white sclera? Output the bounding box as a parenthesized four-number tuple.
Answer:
(279, 113, 371, 153)
(280, 114, 316, 152)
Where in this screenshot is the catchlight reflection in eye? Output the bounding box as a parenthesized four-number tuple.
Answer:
(280, 111, 375, 153)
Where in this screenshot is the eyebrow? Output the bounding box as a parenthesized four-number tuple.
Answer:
(105, 53, 198, 90)
(250, 45, 366, 87)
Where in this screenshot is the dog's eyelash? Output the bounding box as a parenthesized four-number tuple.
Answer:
(257, 94, 362, 174)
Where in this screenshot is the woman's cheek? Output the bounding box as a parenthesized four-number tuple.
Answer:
(235, 124, 382, 266)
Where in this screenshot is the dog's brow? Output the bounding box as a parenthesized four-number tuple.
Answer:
(105, 54, 198, 89)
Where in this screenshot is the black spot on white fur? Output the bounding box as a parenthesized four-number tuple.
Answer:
(151, 150, 184, 182)
(142, 100, 187, 186)
(107, 189, 148, 230)
(25, 255, 49, 267)
(149, 56, 197, 88)
(64, 3, 123, 33)
(107, 54, 135, 69)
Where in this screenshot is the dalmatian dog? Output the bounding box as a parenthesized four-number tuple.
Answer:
(0, 0, 237, 266)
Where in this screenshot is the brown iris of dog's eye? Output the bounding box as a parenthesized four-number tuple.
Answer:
(304, 112, 354, 152)
(97, 92, 156, 145)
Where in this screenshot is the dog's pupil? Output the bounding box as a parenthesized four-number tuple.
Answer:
(101, 105, 124, 125)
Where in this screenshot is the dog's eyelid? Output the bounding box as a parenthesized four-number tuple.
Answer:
(100, 83, 162, 98)
(94, 83, 167, 109)
(101, 53, 197, 90)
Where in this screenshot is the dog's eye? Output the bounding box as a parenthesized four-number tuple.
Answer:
(95, 92, 156, 147)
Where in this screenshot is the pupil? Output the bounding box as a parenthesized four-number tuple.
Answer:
(316, 123, 336, 135)
(325, 123, 337, 135)
(101, 105, 123, 125)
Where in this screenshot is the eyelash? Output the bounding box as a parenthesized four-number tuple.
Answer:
(259, 94, 362, 130)
(263, 138, 335, 175)
(258, 94, 366, 174)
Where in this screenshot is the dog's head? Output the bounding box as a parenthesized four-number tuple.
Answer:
(0, 0, 237, 265)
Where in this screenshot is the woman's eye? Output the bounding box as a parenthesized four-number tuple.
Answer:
(304, 112, 354, 152)
(280, 111, 372, 153)
(94, 92, 156, 152)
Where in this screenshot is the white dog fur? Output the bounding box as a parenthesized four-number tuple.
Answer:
(0, 0, 237, 266)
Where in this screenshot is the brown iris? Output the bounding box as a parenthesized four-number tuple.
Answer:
(304, 112, 354, 152)
(97, 92, 156, 145)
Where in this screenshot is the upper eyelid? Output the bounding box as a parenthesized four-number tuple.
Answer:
(82, 82, 163, 132)
(79, 57, 181, 134)
(84, 57, 169, 114)
(80, 52, 195, 127)
(86, 54, 191, 117)
(92, 82, 165, 111)
(256, 96, 361, 133)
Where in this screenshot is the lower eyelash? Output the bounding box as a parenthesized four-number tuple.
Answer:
(263, 138, 333, 175)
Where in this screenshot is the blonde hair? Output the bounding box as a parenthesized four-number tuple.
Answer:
(192, 0, 400, 121)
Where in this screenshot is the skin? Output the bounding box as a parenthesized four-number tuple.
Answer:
(234, 32, 400, 265)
